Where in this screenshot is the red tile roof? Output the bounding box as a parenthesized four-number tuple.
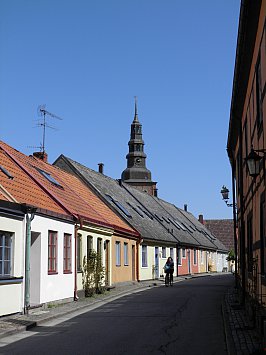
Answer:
(0, 147, 70, 216)
(0, 141, 138, 236)
(204, 219, 234, 251)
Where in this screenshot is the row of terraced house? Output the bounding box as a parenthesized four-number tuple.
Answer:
(0, 106, 229, 317)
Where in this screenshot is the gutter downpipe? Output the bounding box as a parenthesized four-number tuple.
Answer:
(136, 238, 141, 282)
(74, 217, 83, 301)
(231, 159, 238, 289)
(24, 206, 37, 314)
(239, 119, 246, 306)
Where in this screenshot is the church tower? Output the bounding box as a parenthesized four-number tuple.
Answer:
(121, 98, 157, 196)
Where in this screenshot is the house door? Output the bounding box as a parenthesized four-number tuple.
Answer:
(105, 240, 110, 286)
(155, 247, 159, 279)
(187, 249, 191, 274)
(30, 232, 41, 306)
(132, 245, 135, 281)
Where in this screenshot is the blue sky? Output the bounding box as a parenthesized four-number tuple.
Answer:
(0, 0, 240, 220)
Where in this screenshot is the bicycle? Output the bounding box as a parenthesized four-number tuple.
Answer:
(165, 272, 173, 287)
(165, 272, 170, 286)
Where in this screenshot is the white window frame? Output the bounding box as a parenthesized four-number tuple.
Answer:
(142, 245, 148, 267)
(193, 249, 197, 265)
(162, 246, 166, 258)
(124, 242, 128, 266)
(178, 248, 182, 265)
(0, 231, 13, 277)
(116, 241, 121, 266)
(182, 248, 186, 258)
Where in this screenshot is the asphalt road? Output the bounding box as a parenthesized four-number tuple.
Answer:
(0, 274, 234, 355)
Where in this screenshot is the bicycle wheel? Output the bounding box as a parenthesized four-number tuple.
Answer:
(165, 273, 169, 286)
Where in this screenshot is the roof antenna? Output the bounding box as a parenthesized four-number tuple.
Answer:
(35, 105, 63, 154)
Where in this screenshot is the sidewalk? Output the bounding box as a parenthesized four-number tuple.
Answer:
(0, 273, 263, 354)
(223, 286, 262, 354)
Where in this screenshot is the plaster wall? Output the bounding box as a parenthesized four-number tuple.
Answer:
(0, 215, 25, 315)
(30, 215, 75, 305)
(139, 243, 176, 281)
(111, 235, 137, 284)
(76, 226, 112, 290)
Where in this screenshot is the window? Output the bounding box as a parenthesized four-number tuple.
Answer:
(0, 232, 12, 277)
(247, 214, 253, 272)
(162, 247, 166, 258)
(36, 168, 62, 187)
(170, 247, 174, 259)
(113, 200, 132, 217)
(142, 245, 148, 267)
(0, 165, 14, 180)
(97, 238, 102, 258)
(116, 241, 121, 266)
(127, 203, 144, 217)
(182, 248, 186, 258)
(48, 231, 57, 274)
(138, 206, 153, 219)
(200, 250, 204, 264)
(77, 234, 82, 272)
(105, 195, 132, 218)
(155, 214, 164, 222)
(87, 236, 93, 257)
(63, 234, 72, 273)
(193, 249, 197, 265)
(124, 243, 128, 266)
(178, 249, 182, 265)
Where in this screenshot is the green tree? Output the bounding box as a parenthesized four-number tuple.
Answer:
(226, 249, 235, 262)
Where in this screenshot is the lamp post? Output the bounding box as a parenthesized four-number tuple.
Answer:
(220, 185, 238, 288)
(220, 185, 237, 208)
(246, 146, 266, 177)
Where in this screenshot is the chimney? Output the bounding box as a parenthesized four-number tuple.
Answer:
(154, 188, 158, 197)
(198, 214, 204, 225)
(98, 163, 104, 174)
(184, 204, 188, 212)
(33, 151, 48, 163)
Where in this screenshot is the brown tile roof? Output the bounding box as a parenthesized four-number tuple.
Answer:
(204, 219, 234, 251)
(0, 141, 138, 236)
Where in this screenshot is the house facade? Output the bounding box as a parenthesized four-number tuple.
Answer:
(0, 140, 139, 316)
(227, 0, 265, 331)
(0, 201, 25, 316)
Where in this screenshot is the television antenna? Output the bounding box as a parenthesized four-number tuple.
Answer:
(36, 105, 63, 154)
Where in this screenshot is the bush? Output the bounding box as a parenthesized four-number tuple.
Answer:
(82, 250, 105, 297)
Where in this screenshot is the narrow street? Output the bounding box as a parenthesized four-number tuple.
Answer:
(1, 275, 233, 355)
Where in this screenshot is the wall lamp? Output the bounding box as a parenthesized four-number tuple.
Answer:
(220, 185, 237, 208)
(246, 146, 266, 177)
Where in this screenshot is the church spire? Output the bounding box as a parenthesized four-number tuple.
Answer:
(121, 98, 157, 196)
(133, 96, 139, 123)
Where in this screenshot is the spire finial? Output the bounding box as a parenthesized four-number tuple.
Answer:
(133, 96, 139, 122)
(134, 96, 138, 116)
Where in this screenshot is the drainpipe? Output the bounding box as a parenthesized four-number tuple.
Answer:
(24, 206, 37, 314)
(74, 224, 79, 301)
(74, 217, 83, 301)
(136, 238, 142, 282)
(231, 160, 238, 289)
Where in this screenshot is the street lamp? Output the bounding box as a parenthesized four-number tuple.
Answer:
(220, 185, 236, 208)
(246, 146, 266, 177)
